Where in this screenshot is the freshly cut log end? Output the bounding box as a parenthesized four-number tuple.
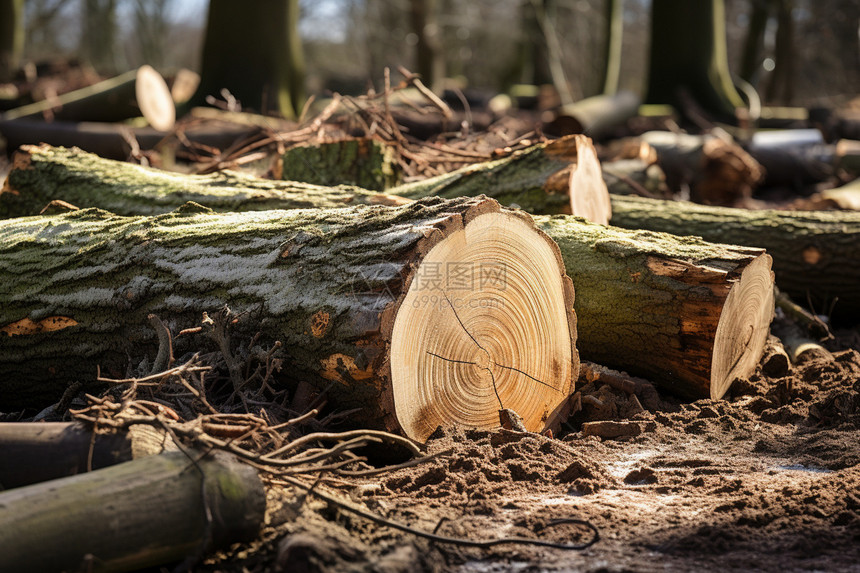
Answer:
(568, 135, 612, 225)
(135, 64, 176, 131)
(710, 253, 774, 399)
(0, 196, 577, 442)
(388, 210, 578, 441)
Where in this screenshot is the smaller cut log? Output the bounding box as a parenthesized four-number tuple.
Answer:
(744, 128, 833, 187)
(536, 214, 774, 399)
(544, 91, 641, 141)
(0, 450, 264, 572)
(771, 319, 833, 364)
(0, 422, 172, 489)
(609, 194, 860, 323)
(760, 335, 790, 377)
(641, 131, 763, 205)
(280, 138, 401, 191)
(387, 135, 608, 217)
(2, 65, 175, 131)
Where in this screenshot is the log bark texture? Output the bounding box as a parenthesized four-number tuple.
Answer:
(536, 215, 774, 399)
(280, 138, 401, 191)
(1, 144, 404, 218)
(544, 91, 641, 141)
(0, 450, 264, 572)
(609, 194, 860, 322)
(0, 196, 577, 441)
(387, 135, 608, 217)
(4, 137, 609, 220)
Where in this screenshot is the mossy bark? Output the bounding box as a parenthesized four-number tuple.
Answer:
(0, 197, 503, 426)
(536, 214, 772, 398)
(610, 195, 860, 322)
(0, 450, 264, 572)
(1, 144, 402, 218)
(4, 137, 596, 217)
(386, 136, 588, 214)
(281, 138, 401, 191)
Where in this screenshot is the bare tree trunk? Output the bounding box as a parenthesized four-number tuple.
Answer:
(646, 0, 744, 120)
(193, 0, 305, 118)
(408, 0, 445, 92)
(600, 0, 623, 95)
(765, 0, 795, 104)
(739, 0, 770, 84)
(0, 0, 23, 82)
(80, 0, 120, 74)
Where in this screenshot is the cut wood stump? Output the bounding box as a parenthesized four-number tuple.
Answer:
(0, 196, 577, 442)
(0, 450, 264, 572)
(536, 214, 774, 399)
(610, 194, 860, 323)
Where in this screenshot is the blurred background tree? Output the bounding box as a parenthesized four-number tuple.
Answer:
(3, 0, 858, 113)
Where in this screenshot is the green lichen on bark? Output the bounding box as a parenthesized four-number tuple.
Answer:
(0, 145, 388, 218)
(610, 194, 860, 321)
(0, 195, 490, 415)
(281, 138, 401, 191)
(536, 214, 766, 397)
(386, 139, 574, 213)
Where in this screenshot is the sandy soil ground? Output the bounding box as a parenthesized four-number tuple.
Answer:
(199, 323, 860, 573)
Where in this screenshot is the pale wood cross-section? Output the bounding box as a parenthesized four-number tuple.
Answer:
(390, 210, 578, 441)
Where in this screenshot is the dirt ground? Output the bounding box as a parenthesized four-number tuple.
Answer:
(195, 322, 860, 573)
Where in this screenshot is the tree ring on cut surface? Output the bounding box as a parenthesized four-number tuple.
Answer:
(710, 253, 774, 399)
(390, 210, 577, 442)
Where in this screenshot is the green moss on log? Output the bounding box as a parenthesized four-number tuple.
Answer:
(281, 138, 400, 191)
(0, 144, 395, 218)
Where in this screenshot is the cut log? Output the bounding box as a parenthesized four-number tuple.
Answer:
(609, 194, 860, 322)
(641, 131, 763, 205)
(0, 144, 407, 218)
(387, 135, 609, 218)
(771, 319, 833, 364)
(0, 422, 172, 489)
(535, 214, 774, 399)
(0, 119, 256, 161)
(1, 65, 175, 131)
(0, 450, 264, 572)
(4, 137, 611, 221)
(280, 138, 401, 191)
(744, 128, 834, 187)
(760, 334, 790, 377)
(544, 91, 641, 141)
(0, 196, 577, 442)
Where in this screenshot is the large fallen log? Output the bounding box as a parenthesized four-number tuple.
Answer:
(0, 422, 172, 489)
(609, 194, 860, 322)
(0, 196, 577, 442)
(0, 450, 264, 572)
(3, 137, 611, 222)
(1, 143, 405, 218)
(535, 215, 774, 399)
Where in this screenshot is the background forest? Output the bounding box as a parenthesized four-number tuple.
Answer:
(11, 0, 860, 107)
